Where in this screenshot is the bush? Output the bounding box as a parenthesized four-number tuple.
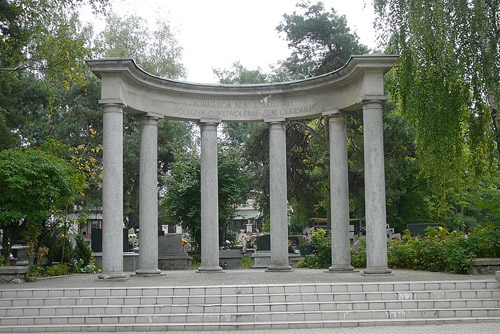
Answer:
(73, 235, 92, 267)
(387, 226, 489, 274)
(351, 238, 366, 268)
(468, 223, 500, 258)
(286, 223, 500, 274)
(308, 229, 331, 268)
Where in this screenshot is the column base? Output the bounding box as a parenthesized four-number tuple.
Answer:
(325, 265, 357, 273)
(362, 267, 393, 276)
(196, 266, 224, 273)
(97, 272, 130, 280)
(266, 265, 293, 272)
(135, 268, 163, 276)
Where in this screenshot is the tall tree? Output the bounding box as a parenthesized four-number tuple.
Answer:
(277, 0, 368, 79)
(374, 0, 500, 214)
(96, 11, 185, 79)
(96, 10, 191, 229)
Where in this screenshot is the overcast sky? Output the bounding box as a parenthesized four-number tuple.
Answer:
(94, 0, 377, 83)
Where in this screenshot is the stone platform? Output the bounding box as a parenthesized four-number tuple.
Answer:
(0, 269, 499, 333)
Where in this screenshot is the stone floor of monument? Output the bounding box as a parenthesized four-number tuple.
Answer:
(0, 269, 499, 333)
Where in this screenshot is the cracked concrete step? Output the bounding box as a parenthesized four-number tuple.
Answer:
(0, 297, 499, 317)
(1, 289, 498, 307)
(1, 280, 498, 299)
(1, 307, 500, 326)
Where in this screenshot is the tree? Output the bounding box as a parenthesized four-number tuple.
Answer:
(276, 0, 369, 79)
(374, 0, 500, 215)
(0, 148, 86, 265)
(96, 11, 186, 79)
(94, 10, 192, 230)
(161, 147, 250, 247)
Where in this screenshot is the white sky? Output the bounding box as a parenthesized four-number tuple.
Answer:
(90, 0, 377, 83)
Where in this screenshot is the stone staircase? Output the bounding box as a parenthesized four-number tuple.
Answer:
(0, 280, 499, 332)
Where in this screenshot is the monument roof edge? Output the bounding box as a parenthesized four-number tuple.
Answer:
(85, 54, 399, 95)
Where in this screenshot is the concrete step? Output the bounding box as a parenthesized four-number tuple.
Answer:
(0, 279, 498, 332)
(1, 297, 499, 316)
(1, 289, 499, 307)
(1, 317, 500, 333)
(1, 280, 498, 299)
(2, 306, 500, 325)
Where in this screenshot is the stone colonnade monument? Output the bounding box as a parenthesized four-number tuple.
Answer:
(87, 55, 398, 279)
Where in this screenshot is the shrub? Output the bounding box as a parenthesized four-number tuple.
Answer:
(73, 235, 92, 267)
(351, 237, 366, 268)
(309, 229, 331, 268)
(240, 256, 253, 269)
(45, 263, 70, 276)
(468, 223, 500, 258)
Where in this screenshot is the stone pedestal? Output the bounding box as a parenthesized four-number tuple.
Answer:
(197, 121, 223, 273)
(266, 120, 292, 272)
(362, 100, 391, 276)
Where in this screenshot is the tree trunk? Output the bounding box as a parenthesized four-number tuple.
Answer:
(488, 93, 500, 159)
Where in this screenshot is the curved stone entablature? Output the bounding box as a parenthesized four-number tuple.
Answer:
(86, 55, 398, 122)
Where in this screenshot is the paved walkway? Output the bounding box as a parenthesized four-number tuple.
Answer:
(1, 268, 498, 289)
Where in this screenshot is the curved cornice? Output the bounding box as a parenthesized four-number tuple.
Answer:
(86, 55, 398, 122)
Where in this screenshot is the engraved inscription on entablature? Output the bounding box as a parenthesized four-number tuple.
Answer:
(173, 97, 313, 120)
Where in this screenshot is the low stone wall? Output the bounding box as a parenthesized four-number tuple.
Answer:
(0, 266, 28, 283)
(472, 258, 500, 275)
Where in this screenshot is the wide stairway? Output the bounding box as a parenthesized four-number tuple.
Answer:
(0, 279, 499, 332)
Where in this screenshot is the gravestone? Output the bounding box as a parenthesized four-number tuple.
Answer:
(407, 223, 439, 237)
(256, 234, 271, 251)
(158, 234, 192, 270)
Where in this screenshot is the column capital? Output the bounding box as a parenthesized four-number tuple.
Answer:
(323, 110, 347, 123)
(139, 115, 160, 125)
(99, 99, 124, 106)
(265, 118, 286, 125)
(360, 95, 387, 105)
(199, 118, 220, 126)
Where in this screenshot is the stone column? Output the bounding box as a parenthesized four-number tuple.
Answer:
(197, 120, 223, 273)
(136, 116, 162, 276)
(324, 111, 354, 272)
(266, 120, 292, 272)
(98, 103, 128, 280)
(362, 100, 392, 275)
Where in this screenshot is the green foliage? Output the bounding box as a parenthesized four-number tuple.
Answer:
(47, 235, 74, 264)
(387, 226, 500, 274)
(277, 0, 369, 78)
(0, 148, 86, 264)
(468, 223, 500, 258)
(300, 228, 331, 268)
(240, 256, 253, 269)
(351, 238, 366, 268)
(374, 0, 500, 214)
(96, 11, 185, 79)
(161, 146, 250, 247)
(73, 235, 92, 267)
